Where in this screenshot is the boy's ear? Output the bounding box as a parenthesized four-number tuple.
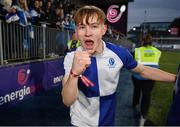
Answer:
(102, 24, 107, 35)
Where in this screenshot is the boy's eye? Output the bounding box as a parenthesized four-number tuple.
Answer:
(92, 25, 97, 28)
(78, 25, 85, 29)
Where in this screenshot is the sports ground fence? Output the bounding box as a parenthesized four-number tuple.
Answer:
(0, 21, 73, 65)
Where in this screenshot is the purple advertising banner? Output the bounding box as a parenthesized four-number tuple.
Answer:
(46, 58, 64, 90)
(0, 58, 64, 107)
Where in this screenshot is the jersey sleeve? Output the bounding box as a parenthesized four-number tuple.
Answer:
(63, 52, 74, 76)
(120, 48, 138, 70)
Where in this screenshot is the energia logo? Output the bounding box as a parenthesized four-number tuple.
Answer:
(0, 86, 32, 106)
(18, 69, 30, 85)
(107, 5, 126, 23)
(0, 68, 36, 106)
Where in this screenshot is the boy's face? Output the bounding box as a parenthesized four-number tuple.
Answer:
(76, 15, 107, 55)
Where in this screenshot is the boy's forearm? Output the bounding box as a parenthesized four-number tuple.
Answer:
(61, 75, 79, 106)
(141, 66, 176, 83)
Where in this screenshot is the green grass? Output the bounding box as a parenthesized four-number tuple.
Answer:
(148, 50, 180, 125)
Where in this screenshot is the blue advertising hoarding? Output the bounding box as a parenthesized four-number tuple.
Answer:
(0, 58, 64, 107)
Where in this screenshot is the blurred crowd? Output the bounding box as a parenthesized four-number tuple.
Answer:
(0, 0, 125, 37)
(0, 0, 130, 47)
(0, 0, 76, 30)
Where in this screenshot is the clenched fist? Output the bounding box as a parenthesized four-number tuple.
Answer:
(71, 50, 92, 76)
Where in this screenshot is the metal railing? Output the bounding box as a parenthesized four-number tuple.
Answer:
(0, 21, 73, 65)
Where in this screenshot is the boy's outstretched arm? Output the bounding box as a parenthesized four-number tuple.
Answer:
(132, 64, 176, 83)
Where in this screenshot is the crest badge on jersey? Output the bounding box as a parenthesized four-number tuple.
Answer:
(108, 58, 116, 68)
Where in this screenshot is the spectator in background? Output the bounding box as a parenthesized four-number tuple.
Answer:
(1, 0, 12, 11)
(44, 0, 54, 26)
(1, 0, 15, 22)
(63, 14, 70, 28)
(10, 0, 31, 59)
(68, 9, 76, 30)
(65, 32, 80, 53)
(131, 34, 162, 126)
(12, 0, 31, 25)
(30, 0, 45, 25)
(39, 0, 45, 14)
(39, 0, 43, 8)
(27, 0, 34, 10)
(56, 2, 64, 21)
(52, 3, 64, 29)
(0, 1, 9, 20)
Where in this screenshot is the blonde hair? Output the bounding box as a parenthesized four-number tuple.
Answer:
(1, 0, 12, 10)
(74, 5, 106, 25)
(18, 0, 29, 11)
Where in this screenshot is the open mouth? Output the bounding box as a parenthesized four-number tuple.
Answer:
(85, 39, 94, 49)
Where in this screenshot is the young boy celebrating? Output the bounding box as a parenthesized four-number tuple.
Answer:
(62, 5, 176, 126)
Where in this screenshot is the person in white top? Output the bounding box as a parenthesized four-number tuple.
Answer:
(61, 5, 177, 126)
